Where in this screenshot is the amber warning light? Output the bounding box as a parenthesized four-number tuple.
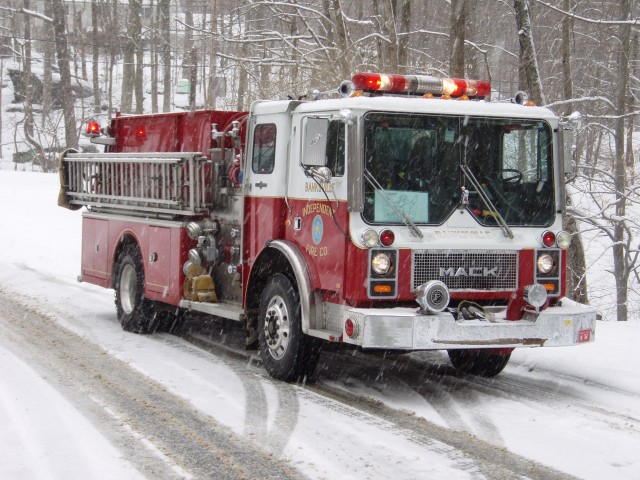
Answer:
(351, 72, 491, 99)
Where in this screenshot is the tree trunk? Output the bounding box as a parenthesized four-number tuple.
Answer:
(449, 0, 466, 78)
(120, 1, 136, 113)
(561, 0, 574, 115)
(91, 0, 101, 115)
(131, 0, 144, 114)
(182, 1, 194, 88)
(331, 0, 351, 79)
(41, 1, 53, 128)
(558, 0, 588, 304)
(52, 0, 78, 150)
(396, 0, 411, 71)
(613, 0, 633, 321)
(513, 0, 545, 105)
(22, 0, 34, 138)
(205, 0, 218, 109)
(159, 0, 172, 112)
(151, 0, 158, 113)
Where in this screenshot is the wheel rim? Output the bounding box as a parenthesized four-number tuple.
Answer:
(120, 263, 138, 315)
(263, 294, 290, 360)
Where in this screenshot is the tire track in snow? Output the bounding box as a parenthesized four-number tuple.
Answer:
(0, 288, 304, 480)
(179, 328, 576, 480)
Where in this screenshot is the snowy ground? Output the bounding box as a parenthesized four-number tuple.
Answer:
(1, 168, 640, 479)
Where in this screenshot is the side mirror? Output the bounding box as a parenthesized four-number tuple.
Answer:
(560, 111, 581, 178)
(302, 117, 329, 167)
(307, 166, 332, 183)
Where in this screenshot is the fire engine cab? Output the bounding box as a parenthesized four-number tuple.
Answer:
(59, 72, 596, 381)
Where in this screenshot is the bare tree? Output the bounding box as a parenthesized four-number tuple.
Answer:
(611, 0, 633, 321)
(91, 0, 101, 115)
(450, 0, 466, 77)
(121, 0, 142, 113)
(159, 0, 172, 112)
(52, 0, 78, 149)
(514, 0, 545, 104)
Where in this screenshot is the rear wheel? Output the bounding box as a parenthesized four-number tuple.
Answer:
(447, 349, 511, 377)
(114, 244, 155, 333)
(258, 273, 322, 381)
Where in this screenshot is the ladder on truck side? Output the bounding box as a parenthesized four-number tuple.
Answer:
(58, 151, 210, 217)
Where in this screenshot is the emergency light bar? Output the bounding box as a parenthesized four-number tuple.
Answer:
(351, 72, 491, 99)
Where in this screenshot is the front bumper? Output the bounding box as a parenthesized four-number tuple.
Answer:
(341, 300, 596, 350)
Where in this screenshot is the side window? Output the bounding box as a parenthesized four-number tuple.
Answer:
(252, 123, 276, 174)
(326, 121, 345, 176)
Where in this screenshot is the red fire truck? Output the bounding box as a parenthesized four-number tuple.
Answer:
(59, 72, 596, 381)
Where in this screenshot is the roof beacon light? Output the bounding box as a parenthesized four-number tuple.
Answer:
(351, 72, 491, 99)
(85, 121, 101, 137)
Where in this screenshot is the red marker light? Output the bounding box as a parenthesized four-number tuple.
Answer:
(379, 229, 395, 247)
(542, 230, 556, 247)
(345, 319, 355, 338)
(135, 126, 146, 138)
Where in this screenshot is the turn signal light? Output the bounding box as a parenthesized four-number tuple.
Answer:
(373, 284, 393, 294)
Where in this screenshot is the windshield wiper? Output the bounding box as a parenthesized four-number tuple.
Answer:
(364, 169, 424, 239)
(460, 164, 514, 239)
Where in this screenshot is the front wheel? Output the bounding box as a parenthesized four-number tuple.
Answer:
(114, 244, 155, 333)
(258, 274, 321, 381)
(447, 349, 511, 377)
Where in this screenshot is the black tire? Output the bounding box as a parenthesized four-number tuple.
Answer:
(258, 273, 322, 382)
(447, 349, 511, 377)
(114, 243, 155, 333)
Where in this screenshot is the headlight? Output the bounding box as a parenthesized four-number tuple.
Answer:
(371, 252, 391, 274)
(523, 284, 547, 308)
(537, 253, 554, 274)
(556, 230, 572, 249)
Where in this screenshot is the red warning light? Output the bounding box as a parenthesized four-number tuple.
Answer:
(86, 121, 100, 137)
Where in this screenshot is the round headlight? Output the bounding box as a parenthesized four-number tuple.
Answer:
(371, 252, 391, 274)
(362, 229, 379, 248)
(556, 230, 572, 249)
(537, 253, 554, 274)
(523, 284, 548, 308)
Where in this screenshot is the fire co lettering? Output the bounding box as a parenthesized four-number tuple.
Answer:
(305, 244, 329, 257)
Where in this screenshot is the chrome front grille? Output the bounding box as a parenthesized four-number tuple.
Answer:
(412, 250, 518, 291)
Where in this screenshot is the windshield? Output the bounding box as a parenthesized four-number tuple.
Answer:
(362, 113, 555, 226)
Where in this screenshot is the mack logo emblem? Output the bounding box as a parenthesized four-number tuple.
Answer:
(439, 267, 499, 277)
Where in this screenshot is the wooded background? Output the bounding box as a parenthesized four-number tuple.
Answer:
(1, 0, 639, 321)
